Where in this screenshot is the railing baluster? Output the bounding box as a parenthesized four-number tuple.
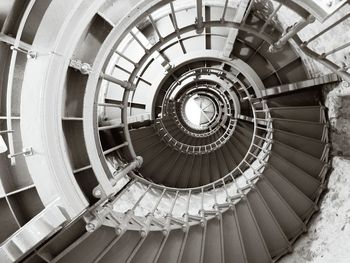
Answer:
(148, 14, 163, 41)
(110, 179, 137, 206)
(304, 13, 350, 45)
(115, 51, 138, 67)
(322, 41, 350, 58)
(269, 15, 316, 52)
(103, 142, 128, 155)
(195, 0, 204, 33)
(130, 30, 149, 53)
(169, 2, 187, 53)
(259, 3, 282, 34)
(220, 0, 229, 22)
(0, 130, 13, 135)
(132, 186, 151, 212)
(100, 73, 135, 90)
(184, 190, 192, 224)
(241, 0, 254, 25)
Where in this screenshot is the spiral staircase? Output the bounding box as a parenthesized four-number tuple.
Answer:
(0, 0, 349, 262)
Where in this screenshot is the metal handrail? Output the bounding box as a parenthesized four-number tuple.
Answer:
(154, 117, 237, 155)
(5, 0, 37, 165)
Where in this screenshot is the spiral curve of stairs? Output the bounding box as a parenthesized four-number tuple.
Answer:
(0, 0, 349, 262)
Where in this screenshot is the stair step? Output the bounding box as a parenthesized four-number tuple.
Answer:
(164, 154, 188, 186)
(216, 148, 231, 176)
(273, 129, 327, 159)
(131, 232, 165, 263)
(173, 129, 188, 142)
(234, 129, 252, 149)
(269, 153, 321, 200)
(237, 121, 254, 133)
(222, 208, 247, 263)
(140, 143, 168, 167)
(220, 144, 238, 171)
(256, 179, 304, 240)
(179, 134, 196, 145)
(272, 119, 326, 140)
(57, 226, 116, 262)
(188, 156, 202, 187)
(181, 224, 205, 263)
(144, 148, 176, 183)
(136, 138, 164, 156)
(269, 106, 322, 122)
(199, 154, 211, 186)
(99, 230, 141, 262)
(203, 218, 224, 263)
(159, 152, 182, 185)
(236, 200, 272, 263)
(225, 138, 244, 166)
(132, 132, 159, 145)
(176, 156, 196, 188)
(263, 167, 315, 220)
(229, 136, 247, 160)
(247, 190, 290, 258)
(157, 229, 186, 263)
(129, 126, 156, 141)
(209, 152, 221, 182)
(266, 88, 321, 107)
(161, 116, 176, 126)
(163, 123, 180, 133)
(132, 133, 160, 153)
(272, 141, 325, 178)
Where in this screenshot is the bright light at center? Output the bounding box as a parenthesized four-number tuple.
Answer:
(185, 96, 202, 125)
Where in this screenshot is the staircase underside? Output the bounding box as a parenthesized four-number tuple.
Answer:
(0, 0, 349, 262)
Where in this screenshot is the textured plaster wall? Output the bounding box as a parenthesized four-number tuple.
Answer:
(325, 82, 350, 156)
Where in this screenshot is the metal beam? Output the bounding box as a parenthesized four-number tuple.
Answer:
(0, 32, 32, 52)
(220, 0, 229, 22)
(133, 27, 172, 71)
(100, 73, 136, 90)
(0, 202, 67, 263)
(195, 0, 204, 34)
(169, 2, 187, 54)
(148, 14, 163, 41)
(261, 73, 341, 97)
(269, 15, 315, 53)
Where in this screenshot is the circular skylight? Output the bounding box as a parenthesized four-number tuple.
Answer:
(184, 95, 216, 128)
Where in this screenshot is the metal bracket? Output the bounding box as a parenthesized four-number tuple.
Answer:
(69, 59, 93, 74)
(269, 15, 315, 53)
(7, 147, 33, 159)
(0, 130, 13, 135)
(10, 45, 37, 59)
